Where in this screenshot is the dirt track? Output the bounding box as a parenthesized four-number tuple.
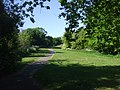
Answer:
(0, 50, 55, 90)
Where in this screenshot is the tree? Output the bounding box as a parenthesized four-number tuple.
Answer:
(53, 37, 62, 46)
(62, 29, 73, 49)
(45, 36, 53, 47)
(2, 0, 50, 27)
(62, 27, 87, 50)
(18, 27, 54, 56)
(71, 28, 87, 49)
(0, 1, 21, 74)
(19, 30, 32, 56)
(0, 0, 50, 74)
(59, 0, 120, 54)
(22, 27, 47, 47)
(85, 0, 120, 54)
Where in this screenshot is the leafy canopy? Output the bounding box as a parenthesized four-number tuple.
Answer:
(59, 0, 120, 54)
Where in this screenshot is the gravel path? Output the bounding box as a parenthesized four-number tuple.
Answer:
(0, 49, 55, 90)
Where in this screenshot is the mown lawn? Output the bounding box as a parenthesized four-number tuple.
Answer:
(34, 48, 120, 90)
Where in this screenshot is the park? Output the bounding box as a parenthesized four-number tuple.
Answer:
(0, 0, 120, 90)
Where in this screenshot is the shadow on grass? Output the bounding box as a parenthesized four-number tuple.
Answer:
(16, 49, 50, 73)
(34, 63, 120, 90)
(27, 49, 50, 57)
(48, 60, 67, 65)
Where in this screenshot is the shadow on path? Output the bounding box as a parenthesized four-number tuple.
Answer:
(0, 49, 55, 90)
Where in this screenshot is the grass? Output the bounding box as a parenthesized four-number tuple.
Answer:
(0, 48, 50, 78)
(17, 48, 50, 70)
(34, 48, 120, 90)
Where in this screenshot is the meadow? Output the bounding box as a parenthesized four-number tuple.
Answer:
(34, 48, 120, 90)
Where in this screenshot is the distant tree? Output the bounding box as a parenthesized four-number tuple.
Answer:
(45, 36, 53, 47)
(53, 37, 62, 46)
(22, 27, 47, 47)
(18, 30, 32, 56)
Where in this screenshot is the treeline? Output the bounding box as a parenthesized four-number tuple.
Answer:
(60, 0, 120, 55)
(0, 0, 62, 75)
(19, 27, 62, 56)
(0, 26, 62, 74)
(62, 28, 86, 50)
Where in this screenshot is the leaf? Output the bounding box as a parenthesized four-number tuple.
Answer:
(59, 7, 63, 10)
(29, 1, 33, 5)
(25, 14, 30, 18)
(19, 22, 24, 27)
(46, 6, 50, 9)
(34, 0, 38, 2)
(33, 4, 37, 7)
(22, 1, 28, 7)
(42, 0, 46, 1)
(30, 17, 35, 23)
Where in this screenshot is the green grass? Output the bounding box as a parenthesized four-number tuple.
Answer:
(34, 48, 120, 90)
(17, 48, 50, 69)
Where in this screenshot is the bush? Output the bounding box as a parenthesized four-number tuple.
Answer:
(0, 50, 21, 75)
(26, 45, 39, 53)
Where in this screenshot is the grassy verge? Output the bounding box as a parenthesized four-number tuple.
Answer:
(34, 48, 120, 90)
(17, 48, 50, 70)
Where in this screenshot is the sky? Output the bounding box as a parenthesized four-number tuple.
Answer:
(21, 0, 66, 37)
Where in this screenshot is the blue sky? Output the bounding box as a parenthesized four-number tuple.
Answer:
(21, 0, 66, 37)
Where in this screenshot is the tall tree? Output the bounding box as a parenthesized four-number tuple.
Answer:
(0, 1, 20, 73)
(0, 0, 50, 74)
(59, 0, 120, 54)
(85, 0, 120, 54)
(23, 27, 47, 47)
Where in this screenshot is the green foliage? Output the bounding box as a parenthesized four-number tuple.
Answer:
(0, 0, 50, 74)
(59, 0, 120, 55)
(45, 36, 53, 47)
(24, 27, 47, 47)
(19, 27, 54, 54)
(18, 30, 32, 56)
(53, 37, 62, 46)
(86, 0, 120, 55)
(71, 28, 87, 49)
(59, 0, 86, 30)
(62, 30, 73, 49)
(3, 0, 50, 27)
(62, 28, 87, 50)
(0, 2, 21, 74)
